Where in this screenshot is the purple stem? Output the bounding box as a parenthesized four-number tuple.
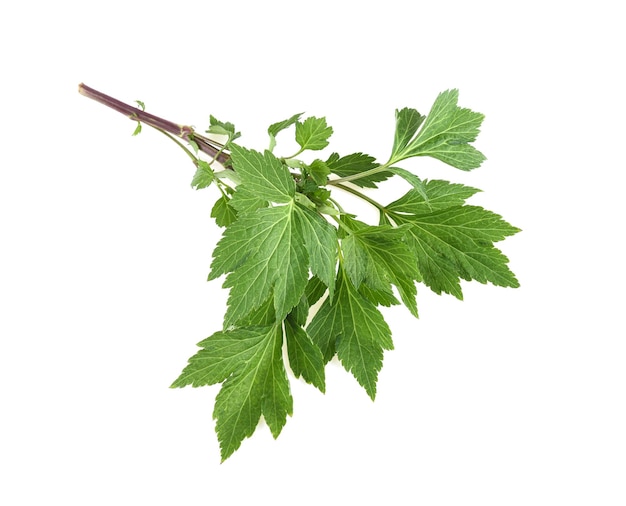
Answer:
(78, 83, 231, 165)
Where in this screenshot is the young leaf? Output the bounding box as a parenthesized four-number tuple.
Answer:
(206, 115, 241, 144)
(211, 195, 238, 227)
(390, 89, 486, 170)
(326, 152, 391, 188)
(296, 116, 333, 151)
(268, 112, 303, 151)
(307, 159, 331, 185)
(190, 160, 215, 190)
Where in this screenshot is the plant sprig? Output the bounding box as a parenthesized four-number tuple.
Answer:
(79, 84, 520, 462)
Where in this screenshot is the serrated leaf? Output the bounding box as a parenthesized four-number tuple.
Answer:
(268, 112, 303, 151)
(229, 184, 268, 214)
(285, 316, 326, 392)
(387, 179, 481, 215)
(391, 89, 486, 170)
(207, 115, 241, 143)
(392, 107, 425, 154)
(211, 195, 238, 227)
(304, 275, 328, 306)
(213, 203, 309, 326)
(229, 145, 295, 203)
(308, 159, 331, 185)
(326, 152, 391, 188)
(170, 328, 265, 388)
(293, 205, 337, 299)
(191, 160, 215, 190)
(358, 283, 400, 307)
(307, 270, 393, 399)
(296, 116, 333, 151)
(171, 324, 291, 462)
(392, 205, 520, 298)
(386, 167, 428, 202)
(341, 225, 421, 317)
(288, 293, 310, 327)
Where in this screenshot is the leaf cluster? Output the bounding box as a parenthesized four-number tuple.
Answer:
(157, 90, 520, 461)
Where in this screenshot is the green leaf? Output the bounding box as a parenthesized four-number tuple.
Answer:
(307, 270, 393, 399)
(308, 159, 331, 185)
(188, 138, 200, 154)
(359, 283, 400, 308)
(386, 167, 428, 202)
(268, 112, 303, 151)
(132, 122, 142, 136)
(341, 225, 421, 317)
(390, 89, 486, 170)
(228, 185, 268, 214)
(229, 145, 295, 203)
(304, 275, 328, 306)
(293, 204, 337, 299)
(211, 195, 238, 227)
(191, 160, 215, 190)
(285, 316, 326, 392)
(326, 152, 391, 188)
(206, 115, 241, 143)
(212, 203, 309, 326)
(386, 179, 481, 215)
(296, 116, 333, 151)
(392, 206, 520, 299)
(171, 324, 291, 461)
(170, 328, 265, 388)
(135, 100, 146, 111)
(392, 107, 425, 154)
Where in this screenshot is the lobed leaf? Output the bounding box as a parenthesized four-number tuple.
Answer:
(307, 270, 393, 399)
(268, 112, 303, 151)
(191, 160, 215, 190)
(391, 205, 520, 298)
(326, 152, 391, 188)
(285, 316, 326, 392)
(342, 225, 421, 317)
(296, 116, 333, 151)
(390, 89, 486, 170)
(229, 144, 295, 203)
(387, 179, 481, 215)
(211, 195, 238, 228)
(222, 203, 309, 326)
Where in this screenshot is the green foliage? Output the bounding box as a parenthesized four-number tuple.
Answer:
(190, 160, 214, 189)
(295, 116, 333, 151)
(127, 89, 519, 461)
(389, 89, 486, 170)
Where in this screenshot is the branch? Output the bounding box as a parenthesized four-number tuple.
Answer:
(78, 83, 231, 166)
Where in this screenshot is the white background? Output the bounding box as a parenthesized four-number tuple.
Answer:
(1, 1, 624, 504)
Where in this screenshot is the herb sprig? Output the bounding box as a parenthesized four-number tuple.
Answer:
(79, 84, 520, 461)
